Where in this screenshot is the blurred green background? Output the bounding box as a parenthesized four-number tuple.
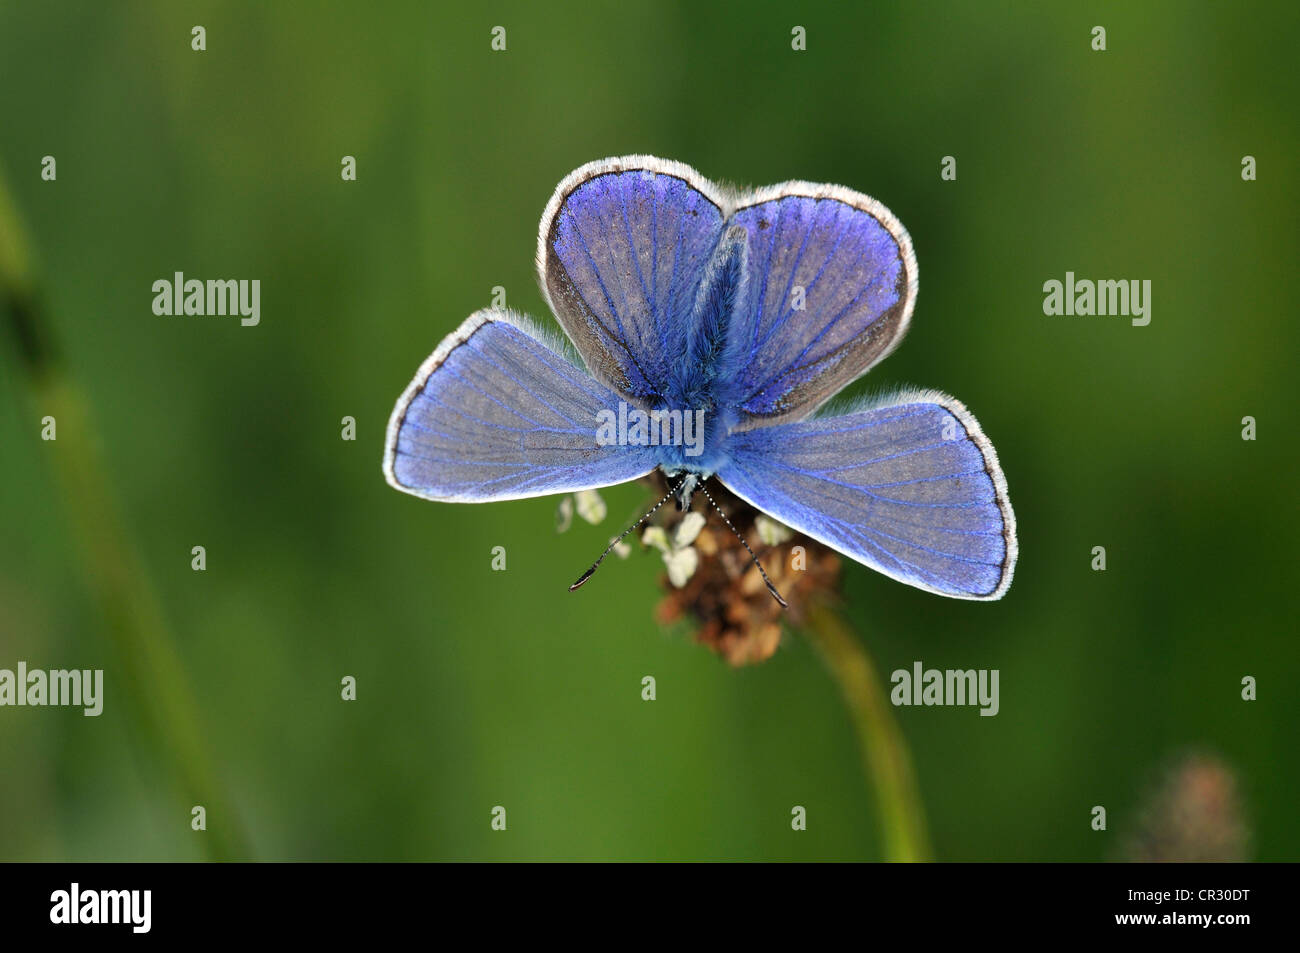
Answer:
(1, 0, 1296, 861)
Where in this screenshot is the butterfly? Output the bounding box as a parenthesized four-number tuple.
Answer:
(383, 156, 1017, 601)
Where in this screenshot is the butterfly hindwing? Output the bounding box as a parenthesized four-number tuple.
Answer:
(719, 185, 917, 425)
(538, 156, 728, 404)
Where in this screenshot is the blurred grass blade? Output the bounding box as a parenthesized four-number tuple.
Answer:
(803, 598, 931, 862)
(0, 163, 249, 861)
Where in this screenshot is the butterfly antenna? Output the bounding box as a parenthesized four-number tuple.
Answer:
(569, 478, 681, 592)
(697, 484, 788, 609)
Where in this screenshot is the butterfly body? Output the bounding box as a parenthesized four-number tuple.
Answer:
(386, 156, 1018, 600)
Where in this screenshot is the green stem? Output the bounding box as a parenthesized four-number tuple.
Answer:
(802, 598, 931, 862)
(0, 165, 249, 861)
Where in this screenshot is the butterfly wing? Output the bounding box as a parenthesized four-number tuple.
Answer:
(716, 392, 1016, 599)
(537, 156, 728, 403)
(384, 309, 656, 502)
(718, 183, 917, 425)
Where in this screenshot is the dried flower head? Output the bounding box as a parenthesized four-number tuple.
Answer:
(643, 474, 841, 665)
(1122, 751, 1250, 863)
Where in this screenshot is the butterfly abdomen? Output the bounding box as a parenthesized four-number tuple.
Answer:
(673, 226, 750, 403)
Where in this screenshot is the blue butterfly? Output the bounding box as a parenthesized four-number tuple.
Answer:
(384, 156, 1017, 601)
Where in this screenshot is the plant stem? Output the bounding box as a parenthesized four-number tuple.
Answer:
(802, 597, 931, 862)
(0, 165, 249, 861)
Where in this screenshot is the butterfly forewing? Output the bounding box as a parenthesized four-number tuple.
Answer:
(716, 392, 1015, 599)
(384, 309, 656, 502)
